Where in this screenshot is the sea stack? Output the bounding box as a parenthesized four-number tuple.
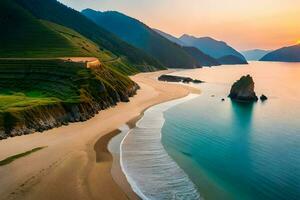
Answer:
(228, 75, 258, 102)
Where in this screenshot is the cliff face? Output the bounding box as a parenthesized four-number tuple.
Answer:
(0, 59, 139, 139)
(0, 91, 138, 139)
(228, 75, 258, 102)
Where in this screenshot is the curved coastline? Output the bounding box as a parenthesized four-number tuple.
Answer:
(119, 94, 201, 200)
(0, 70, 200, 200)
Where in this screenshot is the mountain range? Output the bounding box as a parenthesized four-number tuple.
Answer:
(154, 30, 247, 65)
(82, 9, 202, 68)
(179, 35, 247, 64)
(9, 0, 165, 73)
(260, 44, 300, 62)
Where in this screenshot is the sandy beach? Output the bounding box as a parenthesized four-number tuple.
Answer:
(0, 70, 199, 200)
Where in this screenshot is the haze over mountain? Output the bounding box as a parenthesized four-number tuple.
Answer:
(260, 44, 300, 62)
(241, 49, 271, 61)
(182, 47, 221, 66)
(82, 9, 202, 68)
(179, 35, 246, 61)
(155, 29, 247, 65)
(153, 29, 186, 46)
(153, 29, 220, 66)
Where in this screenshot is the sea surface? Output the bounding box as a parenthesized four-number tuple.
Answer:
(162, 62, 300, 200)
(120, 61, 300, 200)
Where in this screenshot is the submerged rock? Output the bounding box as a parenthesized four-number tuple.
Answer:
(228, 75, 258, 102)
(260, 94, 268, 101)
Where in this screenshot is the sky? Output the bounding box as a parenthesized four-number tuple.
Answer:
(59, 0, 300, 51)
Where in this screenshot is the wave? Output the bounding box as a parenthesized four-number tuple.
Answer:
(120, 94, 202, 200)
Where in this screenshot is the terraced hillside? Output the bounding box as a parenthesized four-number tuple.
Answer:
(0, 59, 138, 139)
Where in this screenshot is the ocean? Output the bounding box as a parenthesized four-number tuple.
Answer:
(121, 62, 300, 200)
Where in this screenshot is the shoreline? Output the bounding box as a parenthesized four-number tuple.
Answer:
(119, 94, 201, 199)
(0, 70, 200, 200)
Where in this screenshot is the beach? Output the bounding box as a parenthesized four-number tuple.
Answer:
(0, 70, 199, 200)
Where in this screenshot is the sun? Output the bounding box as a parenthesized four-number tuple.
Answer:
(297, 40, 300, 44)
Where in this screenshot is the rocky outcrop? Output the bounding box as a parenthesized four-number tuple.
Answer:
(228, 75, 258, 102)
(158, 75, 203, 84)
(260, 94, 268, 101)
(0, 83, 139, 140)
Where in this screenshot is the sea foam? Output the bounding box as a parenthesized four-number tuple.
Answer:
(120, 94, 201, 200)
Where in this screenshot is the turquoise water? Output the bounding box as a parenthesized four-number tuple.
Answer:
(162, 62, 300, 200)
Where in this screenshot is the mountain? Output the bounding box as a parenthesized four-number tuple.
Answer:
(241, 49, 271, 61)
(217, 55, 248, 65)
(0, 0, 85, 57)
(82, 9, 201, 68)
(153, 29, 185, 46)
(179, 34, 247, 64)
(14, 0, 164, 73)
(260, 44, 300, 62)
(182, 47, 221, 66)
(154, 29, 220, 66)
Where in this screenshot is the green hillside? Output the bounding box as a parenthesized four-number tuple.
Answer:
(0, 59, 138, 138)
(0, 0, 144, 138)
(43, 21, 141, 75)
(0, 0, 85, 57)
(15, 0, 164, 71)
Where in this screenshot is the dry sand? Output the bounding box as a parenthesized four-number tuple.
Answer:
(0, 70, 199, 200)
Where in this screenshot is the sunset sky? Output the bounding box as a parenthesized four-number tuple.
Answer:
(59, 0, 300, 51)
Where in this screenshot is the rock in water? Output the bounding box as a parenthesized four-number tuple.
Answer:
(228, 75, 258, 102)
(260, 94, 268, 101)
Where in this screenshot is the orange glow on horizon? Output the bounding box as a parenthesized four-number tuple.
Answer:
(59, 0, 300, 50)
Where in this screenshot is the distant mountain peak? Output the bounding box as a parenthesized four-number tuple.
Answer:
(179, 34, 246, 64)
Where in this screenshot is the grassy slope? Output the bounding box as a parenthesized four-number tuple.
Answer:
(0, 59, 138, 137)
(15, 0, 164, 71)
(0, 0, 141, 75)
(0, 59, 136, 109)
(43, 21, 140, 75)
(0, 0, 86, 57)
